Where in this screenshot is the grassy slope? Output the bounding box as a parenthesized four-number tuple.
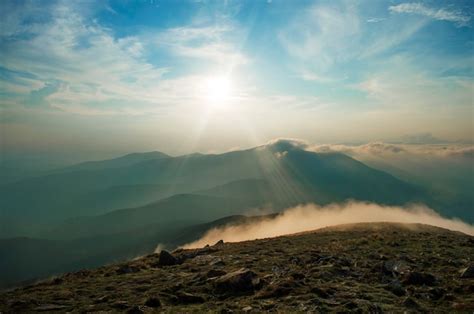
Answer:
(1, 222, 472, 312)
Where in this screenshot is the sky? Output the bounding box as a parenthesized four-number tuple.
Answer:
(0, 0, 473, 159)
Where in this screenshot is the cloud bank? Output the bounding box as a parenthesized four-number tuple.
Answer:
(309, 142, 474, 159)
(183, 202, 474, 249)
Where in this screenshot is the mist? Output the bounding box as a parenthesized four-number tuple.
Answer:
(183, 201, 474, 248)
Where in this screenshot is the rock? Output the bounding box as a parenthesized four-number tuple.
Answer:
(94, 295, 109, 303)
(382, 260, 410, 276)
(403, 271, 437, 286)
(112, 301, 129, 310)
(402, 297, 419, 309)
(242, 306, 252, 312)
(385, 280, 406, 297)
(116, 265, 140, 275)
(206, 269, 227, 278)
(144, 297, 161, 307)
(50, 277, 63, 285)
(460, 265, 474, 278)
(214, 239, 225, 246)
(158, 250, 178, 266)
(213, 268, 259, 293)
(175, 292, 205, 304)
(256, 279, 295, 299)
(127, 305, 144, 314)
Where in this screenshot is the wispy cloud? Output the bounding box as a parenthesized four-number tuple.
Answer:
(366, 17, 386, 23)
(279, 3, 360, 72)
(355, 55, 473, 112)
(389, 3, 471, 27)
(156, 25, 249, 66)
(0, 2, 252, 116)
(0, 3, 172, 114)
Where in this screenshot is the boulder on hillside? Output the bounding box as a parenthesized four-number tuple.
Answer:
(157, 250, 178, 266)
(213, 268, 260, 293)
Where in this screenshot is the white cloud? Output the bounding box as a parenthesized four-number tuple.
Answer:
(0, 3, 172, 113)
(183, 201, 474, 248)
(359, 19, 426, 59)
(279, 3, 360, 71)
(310, 142, 474, 159)
(355, 55, 473, 115)
(367, 17, 386, 23)
(1, 3, 250, 116)
(156, 25, 249, 66)
(389, 3, 471, 27)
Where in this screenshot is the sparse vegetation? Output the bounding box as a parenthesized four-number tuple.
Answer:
(1, 222, 472, 312)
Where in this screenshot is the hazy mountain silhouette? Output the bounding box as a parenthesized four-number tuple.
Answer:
(0, 140, 466, 287)
(1, 140, 428, 236)
(59, 151, 170, 172)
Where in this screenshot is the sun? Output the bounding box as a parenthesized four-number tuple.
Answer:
(204, 76, 233, 106)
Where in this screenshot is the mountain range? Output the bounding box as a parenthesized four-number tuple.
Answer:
(0, 139, 470, 288)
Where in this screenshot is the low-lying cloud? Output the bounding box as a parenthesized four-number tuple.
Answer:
(310, 142, 474, 159)
(183, 202, 474, 249)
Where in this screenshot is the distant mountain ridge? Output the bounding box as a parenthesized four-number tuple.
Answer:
(1, 141, 427, 236)
(0, 139, 467, 288)
(59, 151, 170, 172)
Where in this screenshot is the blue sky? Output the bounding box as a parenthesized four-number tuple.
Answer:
(0, 0, 473, 157)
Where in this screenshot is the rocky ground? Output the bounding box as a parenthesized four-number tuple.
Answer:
(1, 222, 473, 313)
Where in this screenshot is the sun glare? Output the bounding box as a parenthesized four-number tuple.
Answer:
(204, 76, 233, 106)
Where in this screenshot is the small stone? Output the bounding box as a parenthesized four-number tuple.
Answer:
(460, 265, 474, 278)
(385, 280, 406, 297)
(176, 292, 205, 304)
(207, 269, 227, 278)
(210, 258, 226, 267)
(94, 295, 109, 303)
(112, 301, 129, 310)
(256, 279, 296, 299)
(158, 250, 178, 266)
(403, 271, 437, 286)
(127, 305, 144, 314)
(214, 239, 225, 246)
(144, 297, 161, 308)
(242, 306, 252, 312)
(116, 265, 140, 275)
(402, 297, 419, 309)
(382, 260, 410, 276)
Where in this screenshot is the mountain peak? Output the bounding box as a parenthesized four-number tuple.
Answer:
(262, 138, 308, 153)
